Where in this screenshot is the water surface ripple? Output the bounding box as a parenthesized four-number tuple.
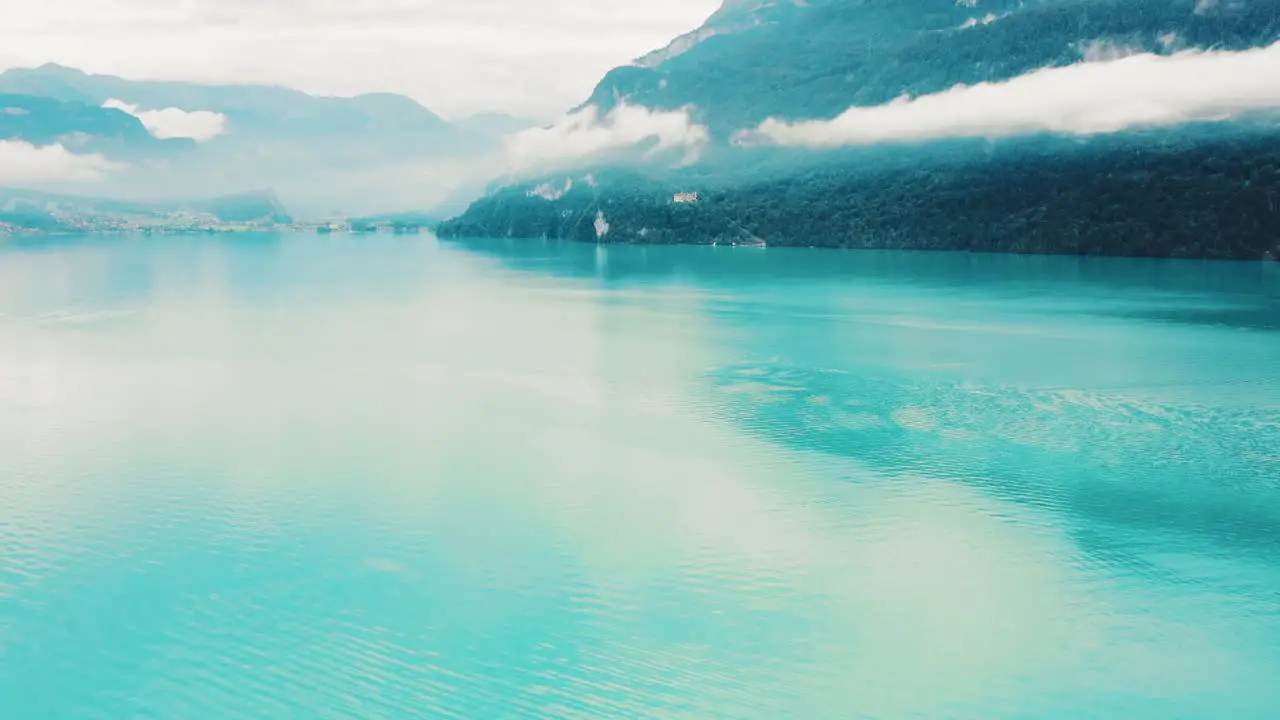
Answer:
(1, 234, 1278, 719)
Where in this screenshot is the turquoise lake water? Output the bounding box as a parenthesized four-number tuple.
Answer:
(1, 233, 1279, 719)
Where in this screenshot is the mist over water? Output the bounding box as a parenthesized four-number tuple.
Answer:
(2, 234, 1278, 719)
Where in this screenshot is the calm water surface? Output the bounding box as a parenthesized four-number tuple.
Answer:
(2, 233, 1279, 719)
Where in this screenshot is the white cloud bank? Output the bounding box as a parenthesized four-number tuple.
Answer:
(102, 99, 227, 141)
(742, 41, 1280, 148)
(504, 103, 709, 172)
(0, 140, 123, 183)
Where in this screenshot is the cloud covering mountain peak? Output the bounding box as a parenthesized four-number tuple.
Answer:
(102, 99, 227, 141)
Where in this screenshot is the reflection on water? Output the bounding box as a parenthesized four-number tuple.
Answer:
(1, 233, 1279, 719)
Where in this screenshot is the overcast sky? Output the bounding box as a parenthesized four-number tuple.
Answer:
(0, 0, 720, 120)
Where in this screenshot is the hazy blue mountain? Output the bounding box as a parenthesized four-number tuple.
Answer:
(0, 93, 192, 158)
(0, 64, 510, 217)
(0, 64, 455, 146)
(194, 190, 293, 224)
(583, 0, 1280, 135)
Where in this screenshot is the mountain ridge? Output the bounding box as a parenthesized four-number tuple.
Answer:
(631, 0, 804, 68)
(0, 63, 453, 139)
(586, 0, 1280, 136)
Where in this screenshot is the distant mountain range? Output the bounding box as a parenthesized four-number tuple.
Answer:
(0, 64, 538, 219)
(11, 2, 1280, 248)
(441, 0, 1280, 260)
(0, 63, 456, 152)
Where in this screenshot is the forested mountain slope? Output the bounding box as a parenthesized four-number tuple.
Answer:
(442, 0, 1280, 260)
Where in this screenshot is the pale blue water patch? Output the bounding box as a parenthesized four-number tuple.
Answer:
(1, 233, 1279, 718)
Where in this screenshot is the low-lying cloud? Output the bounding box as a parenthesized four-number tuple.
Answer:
(103, 99, 227, 141)
(0, 140, 124, 183)
(742, 41, 1280, 148)
(503, 103, 708, 172)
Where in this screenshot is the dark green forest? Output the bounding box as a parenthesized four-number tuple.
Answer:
(438, 128, 1280, 261)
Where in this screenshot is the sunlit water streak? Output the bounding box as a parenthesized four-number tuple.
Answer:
(1, 233, 1278, 719)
